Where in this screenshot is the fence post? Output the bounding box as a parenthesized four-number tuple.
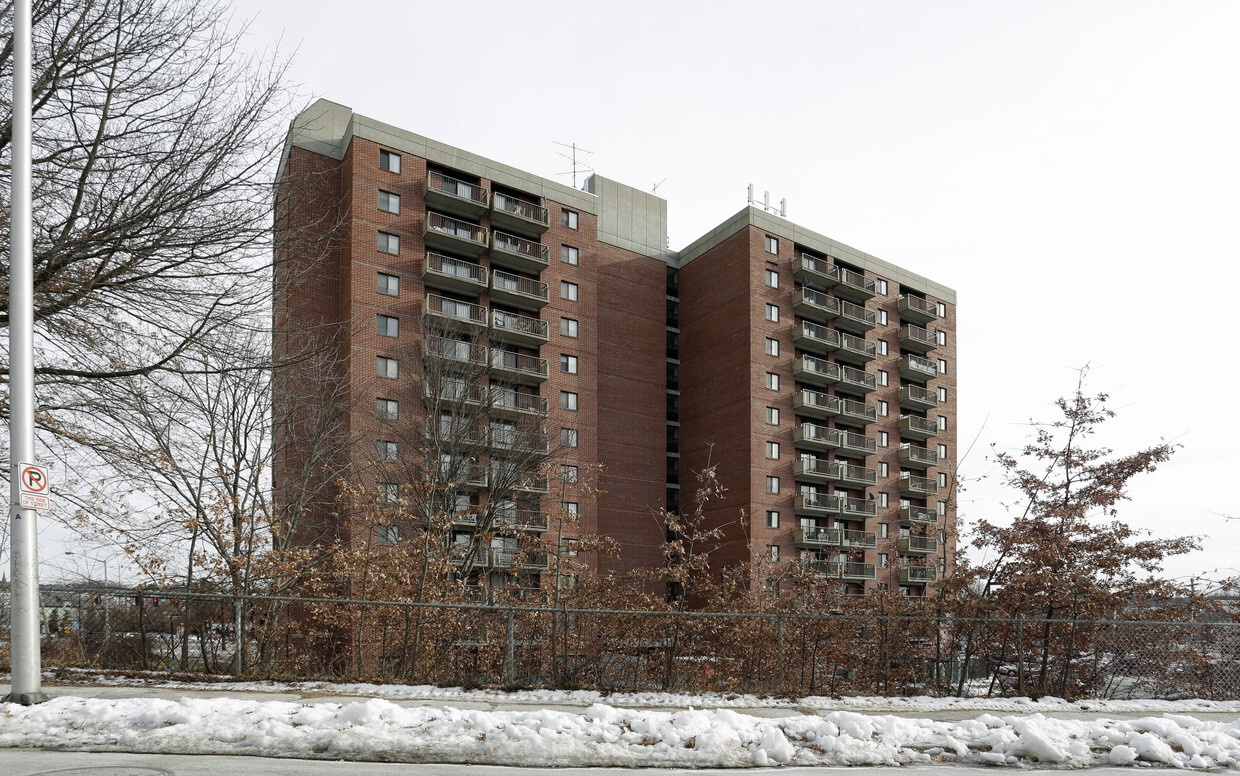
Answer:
(233, 593, 243, 677)
(776, 614, 785, 692)
(505, 608, 515, 684)
(1016, 619, 1025, 697)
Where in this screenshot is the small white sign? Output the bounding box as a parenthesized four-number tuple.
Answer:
(20, 492, 50, 511)
(17, 461, 51, 511)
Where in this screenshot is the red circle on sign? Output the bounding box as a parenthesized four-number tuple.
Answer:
(21, 466, 48, 493)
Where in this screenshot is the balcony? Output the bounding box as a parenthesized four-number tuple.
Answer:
(513, 472, 551, 495)
(490, 192, 550, 237)
(425, 171, 489, 219)
(839, 528, 877, 549)
(792, 254, 838, 291)
(794, 525, 841, 549)
(836, 397, 877, 428)
(489, 426, 550, 456)
(840, 562, 877, 581)
(832, 266, 877, 303)
(899, 443, 938, 470)
(489, 268, 549, 311)
(489, 309, 549, 349)
(793, 389, 840, 420)
(836, 364, 877, 396)
(841, 497, 878, 518)
(899, 472, 939, 498)
(425, 418, 486, 446)
(899, 566, 937, 584)
(423, 252, 488, 296)
(836, 429, 877, 459)
(424, 379, 486, 409)
(492, 548, 550, 571)
(491, 230, 549, 274)
(424, 212, 489, 257)
(794, 491, 843, 517)
(793, 320, 840, 355)
(490, 387, 548, 418)
(425, 336, 488, 368)
(835, 332, 877, 364)
(794, 422, 842, 453)
(424, 294, 487, 330)
(490, 348, 548, 384)
(900, 504, 938, 527)
(899, 354, 938, 383)
(898, 295, 939, 325)
(794, 458, 876, 488)
(496, 509, 550, 532)
(835, 299, 877, 334)
(899, 535, 939, 555)
(792, 287, 840, 324)
(899, 384, 939, 411)
(793, 355, 841, 389)
(898, 323, 938, 354)
(899, 414, 938, 441)
(436, 461, 489, 492)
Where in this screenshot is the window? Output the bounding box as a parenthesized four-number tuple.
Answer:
(878, 431, 889, 447)
(561, 245, 579, 265)
(878, 553, 888, 568)
(377, 231, 399, 255)
(767, 545, 780, 562)
(766, 510, 780, 528)
(938, 443, 948, 459)
(561, 209, 578, 229)
(562, 465, 579, 483)
(378, 483, 399, 504)
(377, 314, 399, 337)
(938, 358, 948, 374)
(937, 415, 948, 430)
(377, 272, 399, 296)
(878, 370, 889, 386)
(560, 391, 578, 411)
(379, 149, 401, 173)
(765, 235, 779, 254)
(561, 428, 578, 447)
(938, 472, 949, 487)
(936, 330, 947, 346)
(766, 441, 780, 460)
(378, 190, 400, 214)
(766, 407, 780, 425)
(560, 538, 578, 557)
(563, 501, 579, 516)
(376, 356, 398, 379)
(765, 476, 780, 494)
(376, 399, 398, 420)
(876, 278, 888, 295)
(879, 522, 889, 539)
(936, 302, 947, 317)
(765, 269, 778, 288)
(878, 400, 889, 417)
(765, 303, 779, 322)
(561, 281, 578, 301)
(878, 462, 888, 477)
(376, 525, 399, 545)
(877, 309, 888, 325)
(765, 338, 780, 356)
(765, 372, 780, 391)
(560, 354, 578, 374)
(878, 492, 889, 507)
(877, 339, 888, 356)
(938, 387, 948, 402)
(376, 440, 397, 461)
(561, 317, 578, 337)
(938, 501, 947, 516)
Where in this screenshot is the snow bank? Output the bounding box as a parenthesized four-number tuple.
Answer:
(3, 695, 1239, 769)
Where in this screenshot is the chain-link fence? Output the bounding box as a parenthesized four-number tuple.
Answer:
(7, 588, 1238, 700)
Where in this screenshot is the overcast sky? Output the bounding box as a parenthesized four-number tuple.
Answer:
(40, 0, 1240, 585)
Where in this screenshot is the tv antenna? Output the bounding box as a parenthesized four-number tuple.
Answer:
(748, 183, 787, 217)
(553, 141, 595, 188)
(652, 178, 667, 194)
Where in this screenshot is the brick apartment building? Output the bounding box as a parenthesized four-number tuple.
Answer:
(274, 100, 957, 600)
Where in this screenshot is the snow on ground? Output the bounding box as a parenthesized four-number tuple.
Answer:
(3, 694, 1240, 768)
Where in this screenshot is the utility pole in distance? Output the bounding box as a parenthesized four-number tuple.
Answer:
(4, 0, 49, 707)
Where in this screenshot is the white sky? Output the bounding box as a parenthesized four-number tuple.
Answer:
(36, 0, 1240, 585)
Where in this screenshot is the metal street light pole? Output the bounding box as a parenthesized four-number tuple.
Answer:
(4, 0, 48, 707)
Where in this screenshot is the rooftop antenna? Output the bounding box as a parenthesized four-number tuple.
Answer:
(747, 183, 788, 218)
(652, 178, 667, 194)
(553, 141, 595, 188)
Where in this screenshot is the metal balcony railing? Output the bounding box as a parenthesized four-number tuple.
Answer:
(900, 566, 937, 583)
(899, 294, 937, 318)
(490, 268, 549, 302)
(794, 526, 840, 546)
(425, 335, 487, 365)
(427, 211, 487, 243)
(492, 231, 549, 262)
(899, 535, 939, 554)
(424, 252, 487, 284)
(491, 309, 549, 339)
(493, 192, 549, 227)
(425, 294, 488, 325)
(900, 472, 939, 496)
(839, 528, 877, 548)
(899, 442, 939, 466)
(427, 171, 489, 206)
(838, 397, 878, 424)
(490, 348, 548, 379)
(842, 497, 878, 517)
(491, 388, 549, 415)
(900, 384, 939, 408)
(900, 414, 939, 437)
(838, 364, 877, 392)
(837, 299, 876, 327)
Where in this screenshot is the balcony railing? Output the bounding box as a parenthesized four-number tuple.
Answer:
(839, 528, 877, 548)
(900, 472, 939, 497)
(837, 397, 878, 427)
(793, 388, 840, 420)
(792, 254, 837, 291)
(793, 320, 840, 355)
(842, 497, 878, 518)
(794, 355, 841, 388)
(425, 171, 489, 218)
(832, 266, 876, 302)
(490, 268, 549, 309)
(491, 191, 550, 236)
(425, 294, 488, 326)
(793, 287, 840, 323)
(794, 422, 843, 452)
(794, 458, 877, 488)
(423, 252, 487, 294)
(899, 383, 939, 411)
(899, 566, 937, 583)
(898, 294, 939, 325)
(899, 442, 938, 469)
(492, 548, 550, 570)
(837, 364, 877, 395)
(837, 429, 877, 458)
(899, 414, 938, 440)
(425, 418, 486, 446)
(496, 509, 550, 531)
(795, 491, 843, 515)
(794, 526, 841, 547)
(490, 348, 548, 383)
(898, 323, 938, 354)
(899, 535, 938, 555)
(490, 309, 549, 346)
(425, 211, 489, 256)
(836, 331, 876, 363)
(835, 299, 876, 333)
(425, 335, 487, 366)
(491, 230, 549, 273)
(840, 562, 877, 581)
(491, 388, 549, 416)
(489, 427, 550, 455)
(900, 503, 938, 526)
(899, 354, 938, 383)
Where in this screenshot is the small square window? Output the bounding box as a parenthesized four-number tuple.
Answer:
(938, 358, 948, 374)
(765, 303, 779, 322)
(877, 309, 888, 326)
(878, 492, 889, 508)
(876, 278, 888, 295)
(765, 269, 779, 288)
(938, 472, 949, 488)
(878, 400, 889, 417)
(765, 235, 779, 254)
(561, 281, 578, 301)
(561, 317, 579, 337)
(378, 482, 399, 504)
(561, 245, 579, 265)
(765, 338, 780, 356)
(378, 190, 400, 214)
(377, 272, 399, 296)
(562, 465, 579, 483)
(766, 441, 780, 460)
(376, 356, 398, 379)
(563, 501, 579, 516)
(561, 428, 578, 447)
(765, 372, 780, 391)
(376, 399, 398, 420)
(938, 443, 948, 459)
(560, 354, 578, 374)
(377, 314, 399, 337)
(878, 431, 889, 447)
(936, 301, 947, 317)
(377, 231, 399, 255)
(879, 462, 888, 477)
(562, 209, 578, 229)
(878, 370, 889, 386)
(937, 415, 948, 430)
(377, 440, 398, 461)
(767, 545, 780, 562)
(766, 407, 780, 425)
(766, 476, 780, 494)
(561, 391, 578, 411)
(376, 525, 399, 545)
(560, 538, 578, 557)
(936, 330, 947, 346)
(879, 523, 889, 539)
(379, 149, 401, 173)
(877, 340, 888, 356)
(938, 387, 948, 402)
(766, 510, 780, 528)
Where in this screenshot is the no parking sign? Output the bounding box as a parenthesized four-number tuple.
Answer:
(17, 461, 50, 511)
